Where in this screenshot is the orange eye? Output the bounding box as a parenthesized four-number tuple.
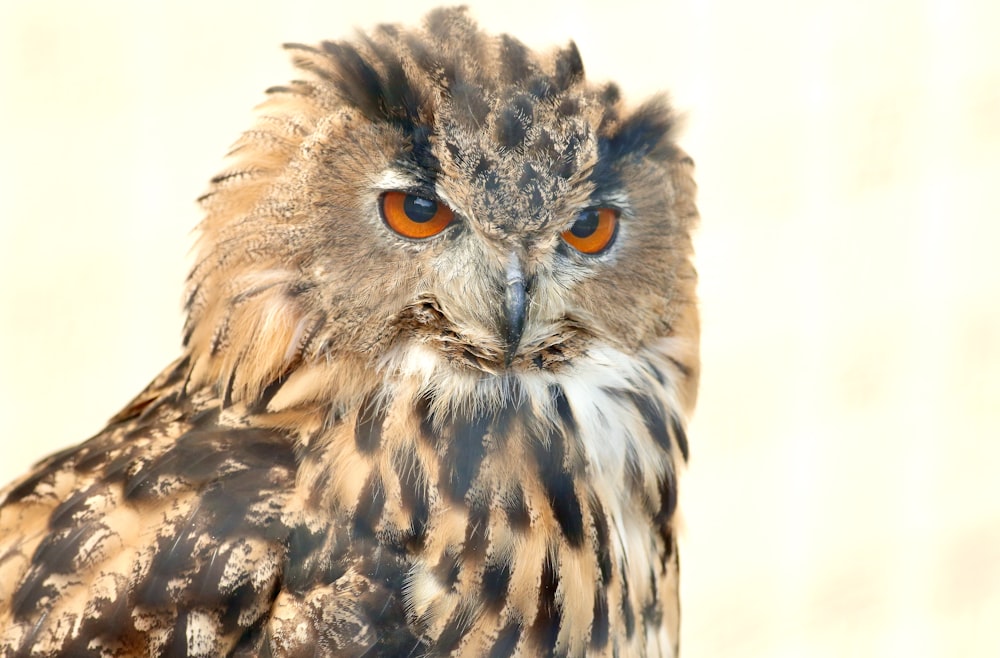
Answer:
(380, 191, 454, 239)
(561, 207, 619, 254)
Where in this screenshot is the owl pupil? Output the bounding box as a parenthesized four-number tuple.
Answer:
(403, 195, 438, 223)
(570, 210, 600, 238)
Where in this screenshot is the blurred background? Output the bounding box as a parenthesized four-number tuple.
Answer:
(1, 0, 998, 655)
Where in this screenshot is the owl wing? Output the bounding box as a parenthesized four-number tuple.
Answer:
(0, 362, 301, 656)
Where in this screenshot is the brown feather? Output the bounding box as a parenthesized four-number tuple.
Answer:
(1, 7, 698, 657)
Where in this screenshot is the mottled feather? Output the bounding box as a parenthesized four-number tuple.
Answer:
(1, 7, 698, 657)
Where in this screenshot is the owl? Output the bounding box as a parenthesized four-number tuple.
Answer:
(0, 6, 698, 657)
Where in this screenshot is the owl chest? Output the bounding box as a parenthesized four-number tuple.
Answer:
(289, 380, 679, 656)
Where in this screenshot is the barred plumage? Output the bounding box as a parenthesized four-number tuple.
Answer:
(0, 6, 698, 656)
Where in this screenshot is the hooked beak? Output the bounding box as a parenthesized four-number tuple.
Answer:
(503, 254, 528, 367)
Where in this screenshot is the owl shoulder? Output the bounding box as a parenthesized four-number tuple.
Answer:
(0, 360, 302, 655)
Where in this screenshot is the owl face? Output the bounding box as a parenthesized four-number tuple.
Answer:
(186, 7, 697, 405)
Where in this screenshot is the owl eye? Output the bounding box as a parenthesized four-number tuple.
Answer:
(380, 191, 455, 239)
(561, 207, 619, 254)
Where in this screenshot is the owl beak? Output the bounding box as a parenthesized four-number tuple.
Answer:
(503, 254, 528, 367)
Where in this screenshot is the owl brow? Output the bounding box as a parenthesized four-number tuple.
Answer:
(300, 38, 441, 180)
(587, 192, 632, 217)
(376, 167, 438, 200)
(589, 98, 678, 192)
(392, 156, 440, 190)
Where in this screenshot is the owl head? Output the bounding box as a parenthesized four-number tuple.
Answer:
(183, 6, 699, 412)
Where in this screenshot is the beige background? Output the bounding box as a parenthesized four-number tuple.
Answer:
(2, 0, 998, 655)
